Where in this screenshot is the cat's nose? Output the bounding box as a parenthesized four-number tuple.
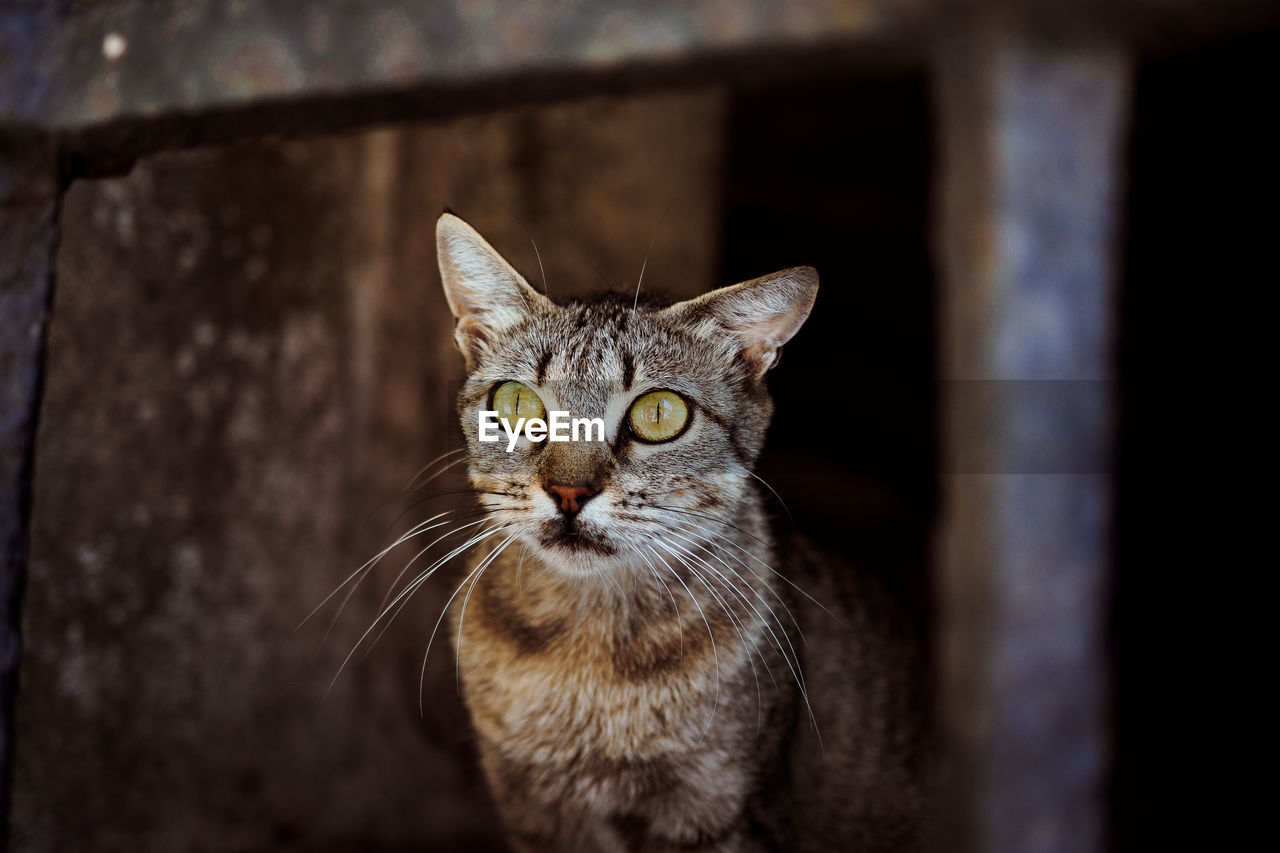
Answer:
(544, 482, 600, 516)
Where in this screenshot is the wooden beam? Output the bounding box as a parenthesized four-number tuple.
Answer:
(934, 27, 1130, 853)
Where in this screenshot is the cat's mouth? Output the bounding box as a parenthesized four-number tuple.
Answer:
(539, 520, 616, 557)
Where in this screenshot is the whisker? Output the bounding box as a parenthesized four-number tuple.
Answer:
(530, 237, 549, 296)
(597, 558, 631, 616)
(672, 525, 807, 643)
(746, 469, 794, 524)
(665, 537, 809, 703)
(376, 514, 509, 612)
(666, 533, 823, 748)
(364, 522, 512, 650)
(647, 546, 720, 746)
(656, 540, 766, 742)
(418, 560, 487, 715)
(664, 533, 784, 686)
(360, 515, 522, 655)
(633, 204, 672, 310)
(638, 550, 683, 660)
(419, 533, 514, 714)
(403, 448, 468, 494)
(359, 453, 469, 529)
(374, 488, 510, 542)
(454, 535, 517, 689)
(326, 524, 511, 697)
(647, 503, 770, 549)
(299, 510, 458, 632)
(506, 205, 549, 298)
(649, 504, 836, 620)
(668, 527, 816, 705)
(584, 257, 612, 289)
(356, 505, 504, 623)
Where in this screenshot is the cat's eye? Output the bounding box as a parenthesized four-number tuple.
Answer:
(491, 381, 546, 426)
(628, 390, 690, 443)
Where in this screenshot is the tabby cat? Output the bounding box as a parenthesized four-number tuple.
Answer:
(436, 213, 926, 852)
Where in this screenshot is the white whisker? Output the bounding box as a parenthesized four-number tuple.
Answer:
(326, 524, 510, 697)
(656, 540, 766, 741)
(647, 546, 720, 746)
(419, 533, 514, 714)
(530, 236, 549, 296)
(651, 503, 837, 621)
(665, 532, 822, 747)
(376, 516, 500, 612)
(672, 525, 806, 643)
(455, 535, 517, 689)
(633, 205, 671, 310)
(515, 544, 527, 596)
(299, 510, 457, 632)
(664, 535, 781, 689)
(638, 550, 683, 660)
(403, 448, 468, 493)
(746, 469, 794, 523)
(361, 517, 514, 657)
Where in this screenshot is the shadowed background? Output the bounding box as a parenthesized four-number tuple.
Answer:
(11, 22, 1278, 852)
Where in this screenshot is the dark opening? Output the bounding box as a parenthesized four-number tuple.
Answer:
(1115, 24, 1280, 851)
(717, 68, 938, 638)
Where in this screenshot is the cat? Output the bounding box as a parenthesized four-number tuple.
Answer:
(435, 213, 927, 852)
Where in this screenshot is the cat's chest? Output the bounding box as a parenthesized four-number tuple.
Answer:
(449, 554, 763, 793)
(458, 614, 707, 763)
(459, 630, 754, 831)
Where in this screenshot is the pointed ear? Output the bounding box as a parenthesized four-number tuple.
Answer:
(663, 266, 818, 378)
(436, 213, 549, 366)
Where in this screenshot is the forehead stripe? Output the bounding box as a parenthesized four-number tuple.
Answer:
(535, 349, 552, 385)
(621, 353, 635, 391)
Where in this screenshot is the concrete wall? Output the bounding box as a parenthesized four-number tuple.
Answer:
(13, 90, 725, 852)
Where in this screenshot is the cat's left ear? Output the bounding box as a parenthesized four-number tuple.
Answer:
(664, 267, 818, 378)
(436, 213, 550, 366)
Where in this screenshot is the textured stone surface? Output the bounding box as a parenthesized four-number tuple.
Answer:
(12, 89, 725, 852)
(0, 140, 59, 847)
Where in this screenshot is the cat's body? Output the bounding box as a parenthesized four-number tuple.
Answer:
(436, 214, 926, 851)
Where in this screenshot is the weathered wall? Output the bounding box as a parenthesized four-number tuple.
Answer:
(13, 90, 725, 852)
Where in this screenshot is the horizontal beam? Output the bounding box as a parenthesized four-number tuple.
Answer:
(3, 1, 1276, 174)
(3, 0, 928, 171)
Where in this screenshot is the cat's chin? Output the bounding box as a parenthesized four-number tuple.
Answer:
(531, 531, 624, 577)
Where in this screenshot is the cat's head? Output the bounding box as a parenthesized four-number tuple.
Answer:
(437, 213, 817, 577)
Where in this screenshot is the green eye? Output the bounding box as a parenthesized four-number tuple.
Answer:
(491, 382, 546, 427)
(628, 390, 690, 443)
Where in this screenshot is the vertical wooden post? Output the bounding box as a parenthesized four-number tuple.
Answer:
(934, 28, 1130, 853)
(0, 138, 60, 846)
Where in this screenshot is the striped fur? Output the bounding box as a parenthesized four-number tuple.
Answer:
(437, 214, 927, 852)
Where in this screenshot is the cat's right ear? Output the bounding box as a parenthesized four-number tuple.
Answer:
(662, 266, 818, 380)
(436, 213, 548, 367)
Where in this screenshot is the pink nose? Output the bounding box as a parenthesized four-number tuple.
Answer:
(545, 483, 598, 516)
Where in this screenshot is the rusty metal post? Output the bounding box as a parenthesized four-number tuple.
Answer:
(0, 138, 60, 845)
(934, 27, 1130, 853)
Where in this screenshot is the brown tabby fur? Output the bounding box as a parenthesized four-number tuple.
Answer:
(436, 214, 927, 852)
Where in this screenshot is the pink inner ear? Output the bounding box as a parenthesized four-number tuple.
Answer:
(455, 315, 488, 344)
(741, 342, 778, 377)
